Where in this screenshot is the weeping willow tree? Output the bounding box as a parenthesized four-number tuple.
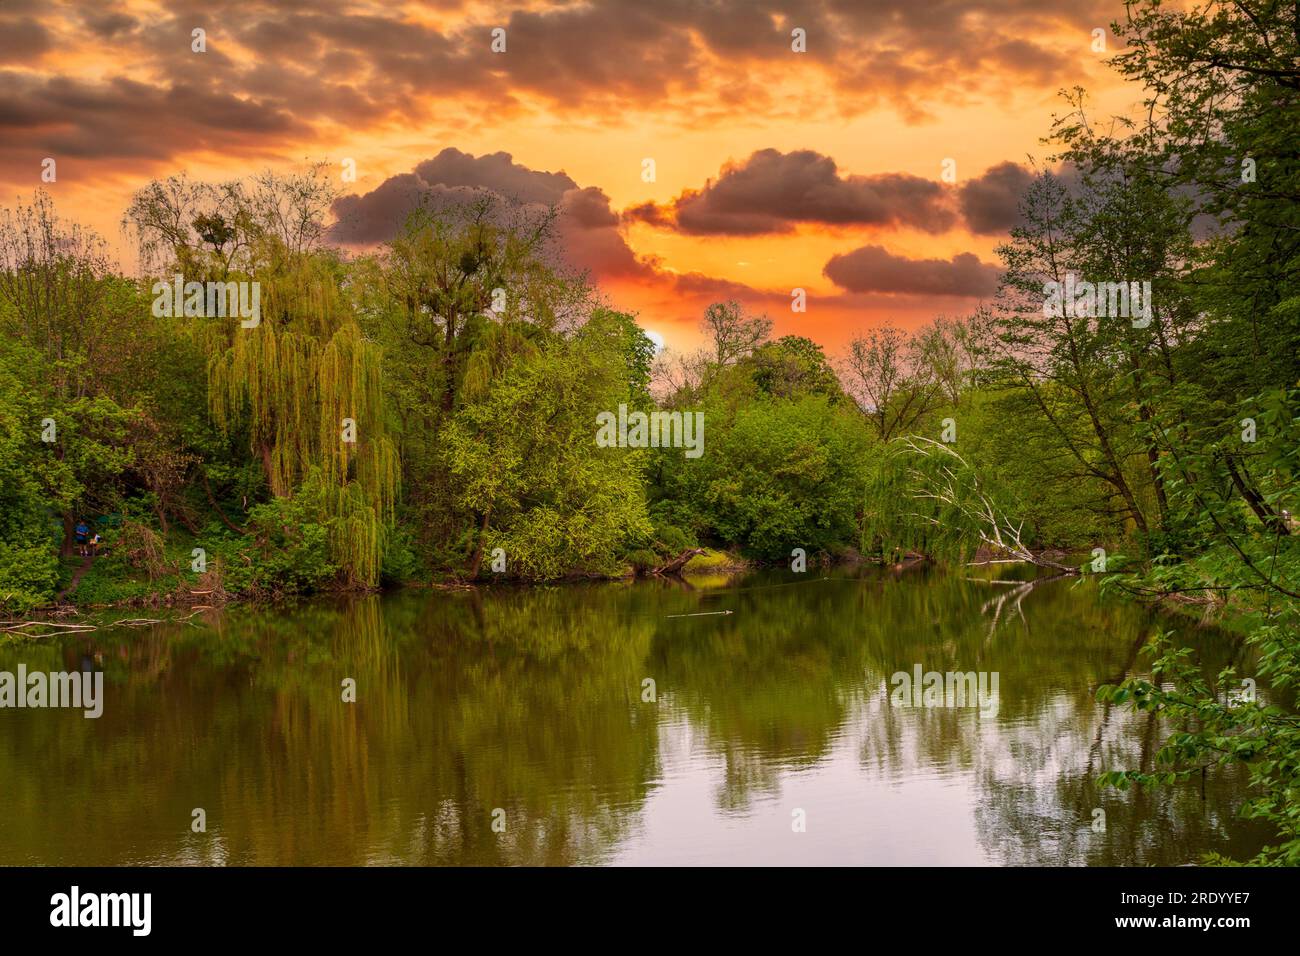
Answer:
(208, 252, 398, 587)
(123, 166, 398, 586)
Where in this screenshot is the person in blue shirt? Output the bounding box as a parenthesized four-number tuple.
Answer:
(74, 520, 90, 556)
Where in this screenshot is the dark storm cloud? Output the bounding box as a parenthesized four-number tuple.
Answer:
(0, 16, 50, 63)
(988, 39, 1070, 81)
(328, 174, 436, 245)
(329, 148, 579, 244)
(0, 0, 1126, 180)
(823, 245, 1001, 296)
(490, 4, 704, 104)
(625, 149, 959, 236)
(671, 272, 763, 298)
(622, 201, 674, 229)
(823, 0, 1116, 45)
(328, 149, 652, 281)
(625, 153, 1066, 239)
(958, 161, 1035, 234)
(562, 186, 622, 229)
(413, 150, 575, 207)
(822, 0, 1105, 101)
(0, 72, 301, 162)
(81, 11, 139, 39)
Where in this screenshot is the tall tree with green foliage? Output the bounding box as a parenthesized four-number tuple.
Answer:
(443, 324, 653, 580)
(1054, 0, 1300, 864)
(127, 168, 399, 587)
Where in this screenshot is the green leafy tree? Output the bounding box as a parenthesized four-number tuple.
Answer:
(443, 332, 652, 580)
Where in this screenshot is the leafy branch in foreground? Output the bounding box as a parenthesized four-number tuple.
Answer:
(1097, 611, 1300, 865)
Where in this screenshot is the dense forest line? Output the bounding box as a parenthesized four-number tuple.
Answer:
(0, 1, 1296, 861)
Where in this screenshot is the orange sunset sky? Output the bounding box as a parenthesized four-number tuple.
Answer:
(0, 0, 1146, 355)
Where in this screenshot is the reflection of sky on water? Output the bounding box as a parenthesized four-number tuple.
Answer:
(608, 668, 1267, 866)
(610, 711, 988, 865)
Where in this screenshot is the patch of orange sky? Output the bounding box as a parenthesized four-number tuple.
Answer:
(4, 3, 1145, 358)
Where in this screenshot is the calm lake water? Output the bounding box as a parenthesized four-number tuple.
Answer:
(0, 566, 1275, 866)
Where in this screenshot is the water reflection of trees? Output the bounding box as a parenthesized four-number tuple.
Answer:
(0, 571, 1273, 865)
(853, 576, 1273, 865)
(0, 588, 663, 864)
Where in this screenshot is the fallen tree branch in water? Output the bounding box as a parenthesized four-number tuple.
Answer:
(900, 437, 1080, 574)
(1, 608, 209, 636)
(0, 620, 98, 634)
(654, 548, 707, 576)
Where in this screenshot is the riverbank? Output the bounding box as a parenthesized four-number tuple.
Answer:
(12, 545, 756, 625)
(9, 540, 1257, 634)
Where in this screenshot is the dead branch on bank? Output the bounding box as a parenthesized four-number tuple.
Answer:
(1, 608, 209, 636)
